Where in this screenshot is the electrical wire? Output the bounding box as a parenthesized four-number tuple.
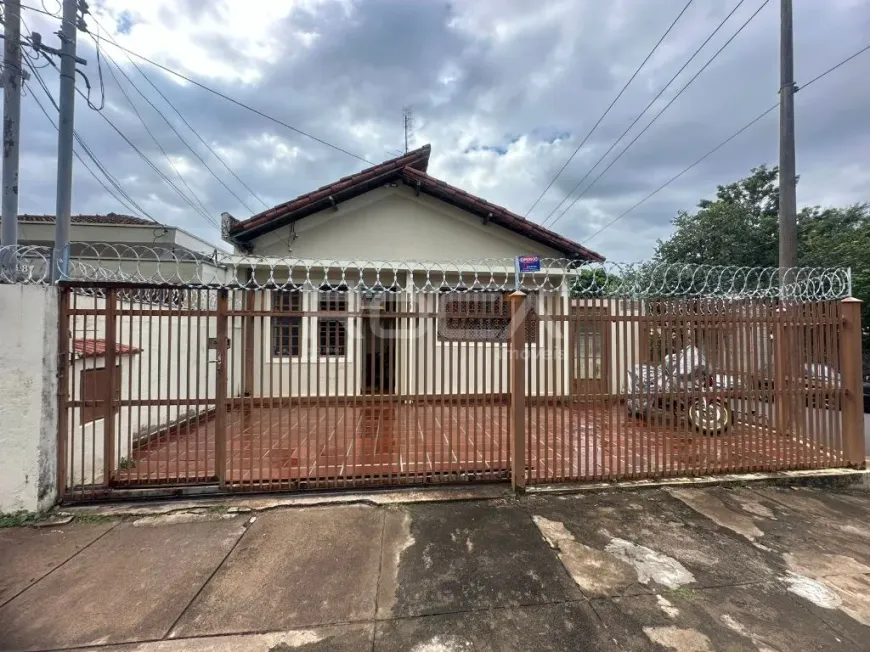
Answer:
(580, 42, 870, 245)
(25, 58, 159, 221)
(98, 50, 208, 219)
(27, 58, 158, 220)
(81, 17, 105, 110)
(539, 0, 752, 227)
(41, 56, 222, 229)
(524, 0, 695, 217)
(546, 0, 771, 229)
(90, 24, 262, 214)
(86, 13, 270, 210)
(14, 2, 374, 166)
(99, 49, 214, 219)
(19, 11, 51, 68)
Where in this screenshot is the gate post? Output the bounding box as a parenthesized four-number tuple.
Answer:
(509, 291, 527, 491)
(57, 287, 70, 499)
(215, 288, 229, 485)
(102, 288, 117, 484)
(840, 297, 865, 467)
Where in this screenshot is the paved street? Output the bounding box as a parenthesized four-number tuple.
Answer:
(2, 483, 870, 651)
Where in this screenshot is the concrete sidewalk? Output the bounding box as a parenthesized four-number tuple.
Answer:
(2, 485, 870, 651)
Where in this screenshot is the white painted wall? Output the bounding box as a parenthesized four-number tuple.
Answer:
(249, 186, 565, 261)
(15, 221, 228, 256)
(241, 283, 574, 400)
(0, 285, 58, 513)
(64, 292, 244, 486)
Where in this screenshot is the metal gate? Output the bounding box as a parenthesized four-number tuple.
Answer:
(58, 282, 520, 500)
(56, 264, 865, 502)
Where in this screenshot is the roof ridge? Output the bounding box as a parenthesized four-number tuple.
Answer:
(234, 144, 432, 230)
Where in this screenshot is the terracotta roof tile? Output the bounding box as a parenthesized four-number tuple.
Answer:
(401, 168, 604, 262)
(18, 213, 158, 226)
(73, 338, 141, 358)
(230, 145, 432, 237)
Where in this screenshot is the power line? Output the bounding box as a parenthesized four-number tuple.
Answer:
(26, 58, 159, 221)
(84, 12, 268, 212)
(42, 54, 222, 229)
(580, 42, 870, 245)
(30, 90, 143, 216)
(14, 2, 375, 167)
(99, 49, 214, 219)
(524, 0, 695, 218)
(24, 58, 159, 221)
(539, 0, 752, 227)
(546, 0, 771, 229)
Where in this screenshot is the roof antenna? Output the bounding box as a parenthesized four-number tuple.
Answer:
(403, 106, 414, 153)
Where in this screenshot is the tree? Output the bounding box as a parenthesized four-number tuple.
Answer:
(655, 166, 780, 268)
(654, 166, 870, 364)
(570, 267, 610, 298)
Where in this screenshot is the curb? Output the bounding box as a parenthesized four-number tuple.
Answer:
(52, 467, 870, 520)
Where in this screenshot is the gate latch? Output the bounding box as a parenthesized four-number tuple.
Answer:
(207, 337, 231, 350)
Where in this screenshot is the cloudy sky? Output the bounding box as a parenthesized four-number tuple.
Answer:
(17, 0, 870, 261)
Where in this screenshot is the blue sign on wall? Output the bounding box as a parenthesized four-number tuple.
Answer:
(516, 255, 541, 273)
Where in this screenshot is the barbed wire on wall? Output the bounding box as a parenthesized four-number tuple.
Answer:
(0, 243, 852, 303)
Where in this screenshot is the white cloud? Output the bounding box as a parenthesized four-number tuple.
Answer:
(16, 0, 870, 261)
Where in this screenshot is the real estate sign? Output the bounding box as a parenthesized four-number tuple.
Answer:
(516, 255, 541, 273)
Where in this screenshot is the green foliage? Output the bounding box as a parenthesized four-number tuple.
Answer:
(654, 166, 870, 352)
(655, 165, 780, 268)
(570, 267, 610, 297)
(0, 511, 40, 528)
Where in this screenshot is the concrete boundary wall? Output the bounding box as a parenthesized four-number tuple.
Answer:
(0, 285, 58, 512)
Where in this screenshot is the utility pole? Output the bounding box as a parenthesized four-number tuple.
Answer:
(2, 0, 22, 263)
(778, 0, 797, 271)
(53, 0, 80, 281)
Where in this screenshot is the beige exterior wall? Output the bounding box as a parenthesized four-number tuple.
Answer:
(238, 186, 581, 399)
(250, 291, 570, 399)
(248, 186, 565, 261)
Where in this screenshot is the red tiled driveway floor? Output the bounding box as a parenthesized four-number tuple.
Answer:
(113, 401, 845, 489)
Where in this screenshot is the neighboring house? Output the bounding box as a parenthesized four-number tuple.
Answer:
(2, 213, 228, 283)
(0, 214, 232, 485)
(218, 145, 625, 400)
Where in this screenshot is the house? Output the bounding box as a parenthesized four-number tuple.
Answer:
(1, 213, 229, 283)
(217, 145, 626, 402)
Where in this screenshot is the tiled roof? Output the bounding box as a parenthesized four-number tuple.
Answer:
(18, 213, 157, 226)
(231, 145, 432, 238)
(227, 144, 604, 262)
(73, 338, 141, 358)
(399, 167, 604, 263)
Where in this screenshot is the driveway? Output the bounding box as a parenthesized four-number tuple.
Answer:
(2, 483, 870, 651)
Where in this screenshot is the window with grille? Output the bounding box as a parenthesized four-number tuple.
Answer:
(438, 290, 538, 343)
(272, 290, 302, 357)
(80, 366, 121, 424)
(319, 285, 348, 356)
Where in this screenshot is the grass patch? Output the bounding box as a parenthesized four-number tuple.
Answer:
(70, 513, 117, 524)
(666, 586, 697, 600)
(0, 511, 41, 528)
